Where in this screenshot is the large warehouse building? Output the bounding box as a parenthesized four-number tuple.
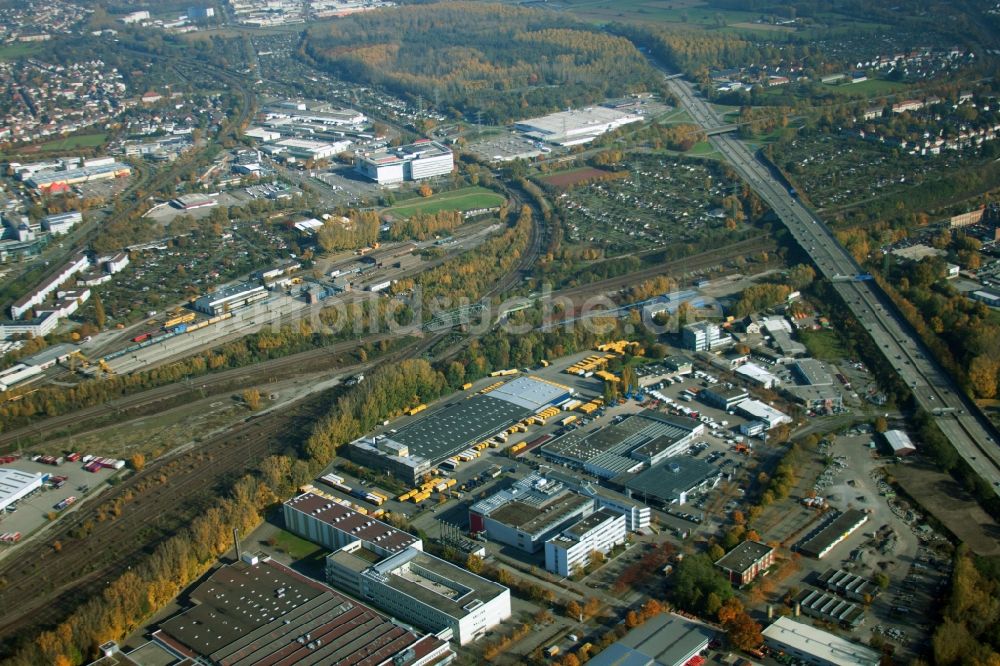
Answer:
(798, 509, 868, 559)
(762, 616, 879, 666)
(587, 613, 715, 666)
(540, 410, 704, 478)
(326, 540, 510, 645)
(283, 492, 422, 557)
(150, 556, 453, 666)
(192, 281, 268, 315)
(620, 456, 722, 507)
(514, 107, 642, 146)
(349, 376, 574, 483)
(26, 162, 131, 193)
(0, 468, 45, 512)
(355, 140, 454, 184)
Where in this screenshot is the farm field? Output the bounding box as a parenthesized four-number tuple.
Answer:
(385, 186, 506, 218)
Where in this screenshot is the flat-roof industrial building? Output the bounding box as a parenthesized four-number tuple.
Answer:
(619, 456, 722, 507)
(586, 613, 715, 666)
(515, 107, 642, 146)
(25, 162, 131, 192)
(545, 470, 651, 532)
(283, 492, 422, 557)
(540, 410, 703, 478)
(326, 540, 510, 645)
(817, 569, 880, 602)
(192, 281, 268, 315)
(735, 399, 792, 430)
(0, 468, 45, 512)
(350, 376, 573, 483)
(794, 589, 865, 628)
(798, 509, 868, 559)
(355, 140, 453, 184)
(715, 540, 775, 586)
(150, 556, 453, 666)
(469, 473, 596, 552)
(762, 616, 879, 666)
(793, 359, 834, 386)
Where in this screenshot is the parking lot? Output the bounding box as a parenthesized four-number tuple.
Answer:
(0, 457, 119, 557)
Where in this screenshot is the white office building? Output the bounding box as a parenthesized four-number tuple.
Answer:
(41, 211, 83, 235)
(762, 616, 879, 666)
(545, 508, 628, 577)
(326, 541, 511, 645)
(681, 321, 730, 351)
(0, 468, 44, 511)
(355, 140, 454, 184)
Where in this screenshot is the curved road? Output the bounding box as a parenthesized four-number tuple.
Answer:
(663, 72, 1000, 494)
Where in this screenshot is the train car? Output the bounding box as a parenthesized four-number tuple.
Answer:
(164, 312, 196, 329)
(131, 331, 153, 343)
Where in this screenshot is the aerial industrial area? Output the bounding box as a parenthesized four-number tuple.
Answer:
(1, 0, 1000, 665)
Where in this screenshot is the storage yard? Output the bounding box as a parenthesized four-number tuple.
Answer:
(0, 454, 120, 554)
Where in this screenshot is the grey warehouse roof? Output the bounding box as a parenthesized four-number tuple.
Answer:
(586, 613, 714, 666)
(622, 457, 720, 504)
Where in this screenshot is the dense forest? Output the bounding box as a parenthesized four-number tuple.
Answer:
(302, 2, 662, 122)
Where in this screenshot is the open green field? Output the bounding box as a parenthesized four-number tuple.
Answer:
(798, 329, 849, 362)
(0, 42, 43, 60)
(385, 186, 506, 218)
(821, 78, 910, 97)
(30, 133, 108, 153)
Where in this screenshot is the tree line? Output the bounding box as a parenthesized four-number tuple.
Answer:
(303, 2, 662, 123)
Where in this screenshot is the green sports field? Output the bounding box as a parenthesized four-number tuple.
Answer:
(386, 187, 506, 217)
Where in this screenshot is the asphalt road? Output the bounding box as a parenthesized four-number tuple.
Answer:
(663, 72, 1000, 495)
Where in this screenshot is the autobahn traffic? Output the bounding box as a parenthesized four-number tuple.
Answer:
(663, 73, 1000, 494)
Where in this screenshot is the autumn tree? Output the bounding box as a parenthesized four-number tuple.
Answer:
(243, 388, 262, 410)
(565, 600, 583, 620)
(466, 553, 484, 574)
(130, 453, 146, 471)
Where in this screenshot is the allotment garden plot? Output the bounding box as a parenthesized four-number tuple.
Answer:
(548, 155, 748, 258)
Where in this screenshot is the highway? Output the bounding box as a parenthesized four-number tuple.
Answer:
(663, 73, 1000, 494)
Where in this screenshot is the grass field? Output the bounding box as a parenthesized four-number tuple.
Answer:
(30, 133, 108, 153)
(0, 42, 42, 60)
(798, 329, 848, 362)
(821, 78, 910, 97)
(271, 528, 326, 559)
(385, 186, 506, 218)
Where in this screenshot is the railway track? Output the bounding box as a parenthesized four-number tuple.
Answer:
(0, 158, 545, 654)
(552, 235, 776, 301)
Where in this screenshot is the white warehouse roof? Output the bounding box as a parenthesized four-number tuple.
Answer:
(884, 429, 916, 455)
(736, 362, 779, 386)
(736, 399, 791, 429)
(762, 616, 879, 666)
(0, 467, 45, 511)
